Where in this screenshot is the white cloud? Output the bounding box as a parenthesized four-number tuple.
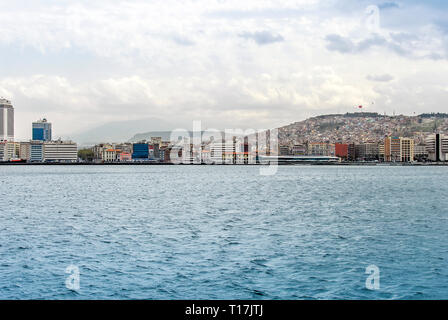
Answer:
(366, 74, 394, 82)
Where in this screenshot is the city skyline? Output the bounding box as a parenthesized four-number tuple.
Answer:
(2, 101, 447, 163)
(1, 0, 448, 305)
(0, 0, 447, 141)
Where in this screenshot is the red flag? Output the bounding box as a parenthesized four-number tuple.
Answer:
(358, 105, 363, 109)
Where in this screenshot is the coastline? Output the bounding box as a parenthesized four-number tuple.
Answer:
(1, 162, 447, 166)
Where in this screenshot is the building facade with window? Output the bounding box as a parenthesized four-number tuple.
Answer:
(32, 119, 52, 141)
(0, 98, 14, 142)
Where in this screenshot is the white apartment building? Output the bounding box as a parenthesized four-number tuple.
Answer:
(102, 148, 121, 162)
(43, 141, 78, 162)
(210, 141, 235, 164)
(0, 141, 16, 161)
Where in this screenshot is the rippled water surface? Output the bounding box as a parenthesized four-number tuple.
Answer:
(0, 165, 447, 299)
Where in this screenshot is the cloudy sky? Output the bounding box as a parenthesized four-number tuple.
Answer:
(1, 0, 447, 141)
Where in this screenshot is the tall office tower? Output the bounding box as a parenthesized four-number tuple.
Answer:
(32, 118, 52, 141)
(426, 133, 448, 162)
(0, 98, 14, 142)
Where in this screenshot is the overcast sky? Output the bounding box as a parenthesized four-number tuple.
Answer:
(1, 0, 447, 140)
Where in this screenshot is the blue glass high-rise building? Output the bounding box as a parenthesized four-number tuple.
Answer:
(132, 143, 149, 160)
(32, 119, 52, 141)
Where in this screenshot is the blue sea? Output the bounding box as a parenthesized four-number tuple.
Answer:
(0, 165, 447, 299)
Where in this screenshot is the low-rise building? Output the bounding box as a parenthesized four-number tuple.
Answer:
(19, 142, 31, 161)
(30, 141, 44, 162)
(43, 140, 78, 162)
(292, 144, 307, 156)
(0, 141, 16, 161)
(119, 152, 132, 162)
(335, 143, 348, 160)
(103, 149, 121, 162)
(279, 145, 290, 156)
(307, 143, 335, 157)
(210, 141, 235, 164)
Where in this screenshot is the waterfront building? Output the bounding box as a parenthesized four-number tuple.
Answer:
(400, 138, 414, 162)
(335, 143, 348, 160)
(159, 147, 166, 162)
(308, 142, 325, 156)
(19, 142, 31, 161)
(366, 143, 380, 161)
(32, 119, 52, 141)
(292, 144, 307, 156)
(201, 150, 211, 163)
(148, 145, 154, 159)
(348, 143, 356, 161)
(160, 140, 171, 148)
(43, 140, 78, 162)
(132, 143, 149, 160)
(152, 143, 160, 159)
(384, 137, 414, 162)
(443, 136, 448, 161)
(384, 137, 401, 162)
(13, 142, 20, 158)
(0, 98, 14, 142)
(150, 137, 162, 146)
(181, 141, 195, 164)
(279, 145, 290, 156)
(163, 146, 177, 163)
(0, 141, 15, 161)
(235, 151, 253, 164)
(0, 142, 6, 161)
(307, 143, 335, 157)
(414, 144, 428, 162)
(210, 141, 235, 164)
(355, 144, 366, 161)
(119, 152, 132, 162)
(235, 138, 253, 164)
(358, 142, 380, 161)
(103, 148, 121, 162)
(378, 143, 385, 162)
(93, 143, 112, 161)
(115, 143, 133, 154)
(426, 134, 448, 162)
(147, 144, 161, 160)
(30, 141, 44, 162)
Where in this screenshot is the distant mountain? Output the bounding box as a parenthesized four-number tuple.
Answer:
(129, 131, 174, 142)
(71, 117, 179, 145)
